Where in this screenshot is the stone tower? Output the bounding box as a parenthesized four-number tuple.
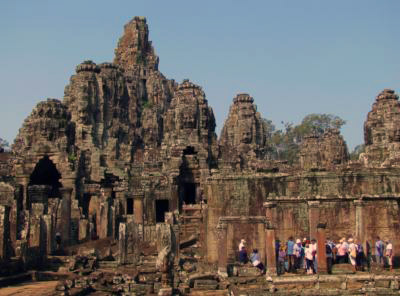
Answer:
(364, 89, 400, 167)
(219, 93, 270, 169)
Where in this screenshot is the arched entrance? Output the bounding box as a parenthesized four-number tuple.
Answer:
(29, 155, 62, 198)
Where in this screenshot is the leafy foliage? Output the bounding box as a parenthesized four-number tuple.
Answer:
(0, 138, 9, 152)
(268, 114, 346, 164)
(350, 144, 365, 161)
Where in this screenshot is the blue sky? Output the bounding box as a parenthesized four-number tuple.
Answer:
(1, 0, 399, 150)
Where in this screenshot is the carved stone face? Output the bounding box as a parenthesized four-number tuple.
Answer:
(393, 127, 400, 142)
(239, 123, 252, 144)
(180, 106, 197, 129)
(77, 99, 89, 124)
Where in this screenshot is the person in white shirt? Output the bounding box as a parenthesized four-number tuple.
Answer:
(347, 238, 357, 272)
(385, 240, 393, 272)
(238, 239, 246, 251)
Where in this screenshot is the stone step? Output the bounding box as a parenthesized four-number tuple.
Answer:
(97, 260, 119, 269)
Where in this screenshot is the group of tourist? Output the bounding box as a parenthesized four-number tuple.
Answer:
(238, 236, 394, 275)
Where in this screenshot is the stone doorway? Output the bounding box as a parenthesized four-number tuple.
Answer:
(182, 183, 196, 204)
(126, 198, 134, 215)
(155, 199, 169, 223)
(29, 155, 62, 198)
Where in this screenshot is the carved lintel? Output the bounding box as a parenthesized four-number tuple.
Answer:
(263, 201, 277, 209)
(307, 200, 320, 208)
(353, 199, 365, 207)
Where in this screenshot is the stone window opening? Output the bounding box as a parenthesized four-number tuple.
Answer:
(155, 199, 169, 223)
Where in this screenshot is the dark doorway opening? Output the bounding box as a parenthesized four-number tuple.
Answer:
(183, 183, 196, 204)
(29, 155, 62, 197)
(127, 198, 134, 215)
(155, 200, 169, 223)
(183, 146, 197, 155)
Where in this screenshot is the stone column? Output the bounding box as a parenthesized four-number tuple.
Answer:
(41, 214, 53, 255)
(98, 202, 108, 239)
(265, 226, 277, 276)
(134, 193, 144, 224)
(118, 222, 127, 265)
(316, 223, 328, 274)
(0, 205, 10, 261)
(263, 202, 277, 228)
(308, 201, 320, 240)
(216, 223, 228, 277)
(354, 199, 365, 247)
(60, 187, 72, 246)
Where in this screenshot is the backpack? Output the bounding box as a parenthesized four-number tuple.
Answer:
(357, 244, 363, 253)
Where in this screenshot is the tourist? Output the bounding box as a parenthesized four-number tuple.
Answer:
(336, 238, 345, 263)
(287, 236, 295, 272)
(239, 246, 248, 264)
(311, 238, 317, 272)
(385, 239, 393, 272)
(355, 238, 364, 271)
(348, 238, 357, 272)
(293, 238, 303, 270)
(375, 236, 384, 266)
(249, 249, 265, 273)
(328, 239, 337, 264)
(275, 239, 280, 263)
(238, 238, 246, 251)
(304, 242, 315, 274)
(55, 232, 62, 251)
(277, 245, 287, 275)
(302, 238, 308, 271)
(325, 239, 333, 273)
(342, 238, 349, 263)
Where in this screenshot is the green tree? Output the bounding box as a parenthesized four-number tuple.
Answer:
(270, 114, 346, 164)
(0, 138, 9, 152)
(350, 144, 365, 161)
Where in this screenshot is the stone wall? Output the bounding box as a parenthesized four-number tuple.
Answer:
(205, 172, 400, 264)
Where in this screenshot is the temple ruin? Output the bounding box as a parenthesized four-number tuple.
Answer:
(0, 16, 399, 295)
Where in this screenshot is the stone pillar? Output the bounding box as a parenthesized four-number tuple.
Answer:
(98, 202, 109, 239)
(0, 205, 10, 261)
(354, 199, 365, 247)
(78, 219, 89, 242)
(316, 223, 328, 274)
(134, 193, 144, 224)
(308, 201, 320, 240)
(41, 214, 53, 255)
(263, 202, 277, 228)
(216, 223, 228, 277)
(10, 200, 18, 251)
(118, 222, 127, 265)
(60, 187, 72, 246)
(265, 226, 277, 276)
(18, 176, 29, 211)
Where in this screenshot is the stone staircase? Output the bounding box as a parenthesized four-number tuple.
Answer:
(180, 204, 204, 240)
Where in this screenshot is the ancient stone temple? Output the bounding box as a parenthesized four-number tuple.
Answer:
(0, 16, 400, 295)
(219, 93, 271, 170)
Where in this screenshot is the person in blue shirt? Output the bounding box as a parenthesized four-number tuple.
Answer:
(375, 236, 384, 266)
(250, 249, 265, 273)
(287, 236, 295, 272)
